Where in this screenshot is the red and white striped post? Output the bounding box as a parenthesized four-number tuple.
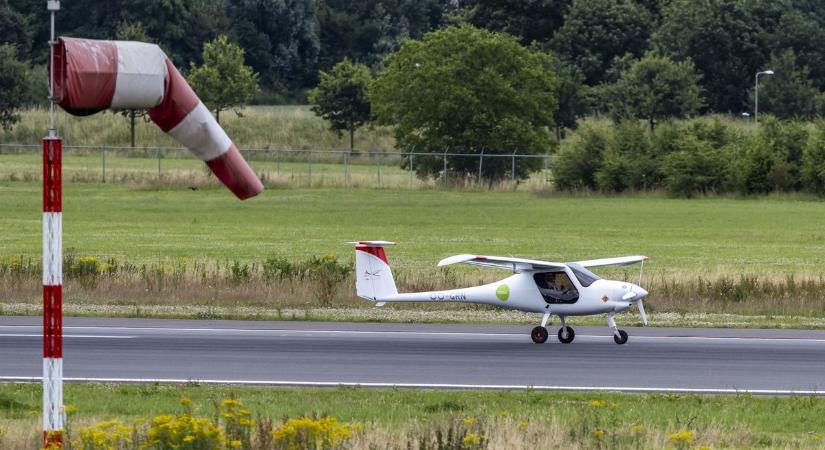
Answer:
(43, 1, 64, 447)
(42, 135, 63, 448)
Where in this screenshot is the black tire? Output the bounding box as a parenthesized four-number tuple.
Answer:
(558, 326, 575, 344)
(531, 326, 549, 344)
(613, 329, 628, 345)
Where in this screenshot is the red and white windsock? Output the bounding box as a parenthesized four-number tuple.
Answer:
(51, 37, 263, 200)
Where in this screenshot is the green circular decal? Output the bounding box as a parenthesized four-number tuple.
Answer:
(496, 284, 510, 301)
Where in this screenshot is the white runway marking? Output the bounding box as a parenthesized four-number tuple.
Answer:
(0, 376, 822, 396)
(0, 334, 135, 339)
(1, 325, 824, 343)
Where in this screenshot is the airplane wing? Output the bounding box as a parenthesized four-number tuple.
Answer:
(437, 254, 567, 272)
(570, 255, 648, 268)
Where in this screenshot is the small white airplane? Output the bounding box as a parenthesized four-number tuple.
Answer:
(349, 241, 650, 345)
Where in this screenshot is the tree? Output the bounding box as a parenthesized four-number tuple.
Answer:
(0, 44, 29, 130)
(547, 56, 589, 140)
(652, 0, 788, 112)
(0, 0, 31, 58)
(550, 0, 653, 85)
(188, 35, 259, 124)
(465, 0, 571, 46)
(308, 59, 373, 152)
(606, 52, 704, 131)
(750, 50, 823, 120)
(228, 0, 320, 91)
(370, 25, 558, 182)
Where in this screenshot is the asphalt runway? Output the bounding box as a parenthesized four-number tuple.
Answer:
(1, 316, 824, 394)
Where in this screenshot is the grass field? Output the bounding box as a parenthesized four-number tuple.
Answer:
(1, 384, 823, 449)
(2, 181, 825, 324)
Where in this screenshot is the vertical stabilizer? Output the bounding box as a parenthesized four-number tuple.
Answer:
(349, 241, 398, 301)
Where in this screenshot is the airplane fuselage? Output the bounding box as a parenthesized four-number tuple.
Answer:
(378, 271, 646, 316)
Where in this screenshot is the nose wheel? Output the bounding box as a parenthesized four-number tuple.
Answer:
(531, 326, 549, 344)
(613, 330, 628, 345)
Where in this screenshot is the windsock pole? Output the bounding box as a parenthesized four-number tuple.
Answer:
(43, 1, 64, 448)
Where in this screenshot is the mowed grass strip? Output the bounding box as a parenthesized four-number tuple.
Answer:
(1, 384, 824, 448)
(1, 182, 825, 275)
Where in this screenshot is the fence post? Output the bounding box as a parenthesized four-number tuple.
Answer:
(544, 154, 549, 185)
(477, 152, 483, 185)
(343, 151, 349, 187)
(276, 149, 280, 176)
(376, 153, 382, 187)
(101, 145, 106, 183)
(511, 152, 516, 184)
(443, 152, 448, 188)
(308, 150, 312, 186)
(409, 153, 414, 188)
(157, 147, 161, 179)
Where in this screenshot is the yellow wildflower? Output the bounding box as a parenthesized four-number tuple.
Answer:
(593, 429, 605, 439)
(462, 432, 484, 447)
(518, 420, 530, 431)
(667, 430, 695, 448)
(230, 439, 242, 448)
(587, 400, 607, 408)
(630, 424, 643, 434)
(462, 417, 477, 425)
(63, 404, 78, 415)
(179, 397, 191, 406)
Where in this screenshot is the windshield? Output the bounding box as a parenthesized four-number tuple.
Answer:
(567, 263, 600, 287)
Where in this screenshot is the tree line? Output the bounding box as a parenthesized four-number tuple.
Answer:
(2, 0, 825, 113)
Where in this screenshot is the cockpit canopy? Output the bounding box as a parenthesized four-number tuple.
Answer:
(565, 263, 601, 287)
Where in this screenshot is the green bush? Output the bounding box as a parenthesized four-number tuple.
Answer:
(660, 136, 725, 197)
(802, 123, 825, 194)
(552, 122, 609, 190)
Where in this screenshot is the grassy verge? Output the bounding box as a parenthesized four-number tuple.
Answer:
(1, 384, 823, 449)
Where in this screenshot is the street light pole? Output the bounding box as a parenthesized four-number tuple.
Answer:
(754, 69, 774, 124)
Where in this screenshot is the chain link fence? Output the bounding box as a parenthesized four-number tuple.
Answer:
(0, 143, 553, 190)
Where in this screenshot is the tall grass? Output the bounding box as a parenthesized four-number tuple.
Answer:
(3, 253, 825, 319)
(0, 106, 397, 150)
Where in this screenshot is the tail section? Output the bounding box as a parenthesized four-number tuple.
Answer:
(349, 241, 398, 301)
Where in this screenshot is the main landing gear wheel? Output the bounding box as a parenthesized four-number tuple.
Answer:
(613, 329, 628, 345)
(531, 326, 549, 344)
(558, 326, 575, 344)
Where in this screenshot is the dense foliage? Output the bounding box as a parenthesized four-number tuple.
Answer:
(553, 116, 825, 197)
(370, 25, 558, 182)
(2, 0, 824, 113)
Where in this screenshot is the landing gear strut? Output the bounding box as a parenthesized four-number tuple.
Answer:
(607, 313, 628, 345)
(531, 308, 551, 344)
(557, 315, 575, 344)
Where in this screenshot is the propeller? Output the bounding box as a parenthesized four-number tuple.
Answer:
(637, 299, 648, 325)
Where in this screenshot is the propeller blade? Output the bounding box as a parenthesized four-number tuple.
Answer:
(622, 291, 636, 301)
(637, 300, 648, 325)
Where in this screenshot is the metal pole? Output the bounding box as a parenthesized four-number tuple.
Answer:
(44, 2, 64, 448)
(477, 152, 483, 185)
(544, 154, 549, 185)
(409, 153, 414, 188)
(443, 152, 448, 187)
(308, 150, 312, 186)
(343, 151, 349, 187)
(376, 153, 381, 187)
(511, 152, 516, 183)
(755, 73, 759, 125)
